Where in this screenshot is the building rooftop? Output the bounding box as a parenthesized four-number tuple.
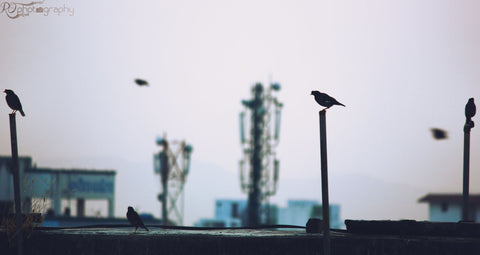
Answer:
(418, 193, 480, 203)
(26, 167, 116, 176)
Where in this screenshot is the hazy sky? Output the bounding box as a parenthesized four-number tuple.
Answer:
(1, 0, 480, 225)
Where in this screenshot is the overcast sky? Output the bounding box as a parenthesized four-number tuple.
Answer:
(1, 0, 480, 225)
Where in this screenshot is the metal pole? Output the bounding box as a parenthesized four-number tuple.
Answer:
(462, 97, 476, 222)
(248, 84, 264, 226)
(9, 113, 23, 255)
(462, 122, 472, 221)
(162, 177, 168, 225)
(157, 138, 170, 226)
(319, 110, 330, 255)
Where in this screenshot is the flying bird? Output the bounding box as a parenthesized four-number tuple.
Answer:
(126, 206, 149, 233)
(430, 128, 448, 140)
(310, 91, 345, 109)
(134, 79, 149, 86)
(4, 89, 25, 116)
(465, 98, 476, 123)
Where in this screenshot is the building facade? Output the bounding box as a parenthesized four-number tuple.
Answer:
(277, 200, 342, 229)
(195, 199, 342, 229)
(0, 156, 116, 219)
(418, 193, 480, 222)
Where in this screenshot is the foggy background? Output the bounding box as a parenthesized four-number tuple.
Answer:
(1, 0, 479, 225)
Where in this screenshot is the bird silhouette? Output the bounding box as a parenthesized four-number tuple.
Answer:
(465, 98, 476, 123)
(430, 128, 448, 140)
(310, 91, 345, 109)
(4, 89, 25, 116)
(126, 206, 149, 233)
(134, 79, 148, 86)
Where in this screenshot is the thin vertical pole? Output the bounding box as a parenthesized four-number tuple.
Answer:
(161, 168, 168, 225)
(159, 143, 169, 225)
(9, 113, 23, 255)
(248, 84, 264, 226)
(462, 123, 472, 221)
(319, 110, 330, 255)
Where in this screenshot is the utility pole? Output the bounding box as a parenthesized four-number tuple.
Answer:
(240, 82, 282, 226)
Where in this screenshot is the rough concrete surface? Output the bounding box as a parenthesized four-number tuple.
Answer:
(1, 227, 480, 255)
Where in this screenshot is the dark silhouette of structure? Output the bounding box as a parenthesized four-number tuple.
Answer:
(126, 206, 149, 233)
(4, 89, 25, 116)
(239, 82, 282, 226)
(154, 135, 193, 225)
(310, 91, 345, 109)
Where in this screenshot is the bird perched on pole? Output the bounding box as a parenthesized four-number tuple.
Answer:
(310, 91, 345, 109)
(465, 98, 476, 125)
(126, 206, 149, 233)
(4, 89, 25, 116)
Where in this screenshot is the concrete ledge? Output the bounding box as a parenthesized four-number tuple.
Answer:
(346, 220, 480, 237)
(2, 227, 480, 255)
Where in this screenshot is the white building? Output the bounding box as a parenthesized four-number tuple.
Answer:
(214, 199, 247, 227)
(194, 199, 342, 228)
(193, 199, 246, 227)
(277, 200, 342, 229)
(418, 193, 480, 222)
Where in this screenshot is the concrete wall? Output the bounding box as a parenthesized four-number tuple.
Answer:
(1, 228, 479, 255)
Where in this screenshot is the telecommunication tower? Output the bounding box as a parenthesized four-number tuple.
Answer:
(154, 134, 193, 225)
(239, 82, 282, 226)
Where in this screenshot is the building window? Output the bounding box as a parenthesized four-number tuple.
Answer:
(441, 202, 448, 212)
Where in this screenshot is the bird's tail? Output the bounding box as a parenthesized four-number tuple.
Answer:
(20, 110, 25, 117)
(337, 102, 346, 107)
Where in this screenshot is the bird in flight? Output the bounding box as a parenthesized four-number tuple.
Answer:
(4, 89, 25, 116)
(310, 91, 345, 109)
(134, 79, 149, 86)
(465, 98, 476, 124)
(430, 128, 448, 140)
(126, 206, 149, 233)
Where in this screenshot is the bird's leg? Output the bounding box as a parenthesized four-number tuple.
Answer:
(129, 227, 138, 235)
